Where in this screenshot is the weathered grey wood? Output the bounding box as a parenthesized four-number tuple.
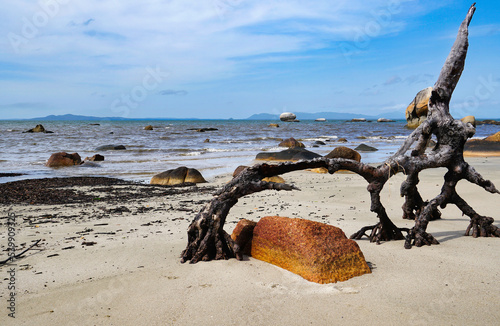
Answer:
(181, 3, 499, 264)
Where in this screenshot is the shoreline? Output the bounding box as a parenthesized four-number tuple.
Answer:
(0, 157, 499, 325)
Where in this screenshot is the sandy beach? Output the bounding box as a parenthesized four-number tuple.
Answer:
(1, 157, 499, 325)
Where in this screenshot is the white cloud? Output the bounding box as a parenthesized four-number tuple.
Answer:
(2, 0, 455, 118)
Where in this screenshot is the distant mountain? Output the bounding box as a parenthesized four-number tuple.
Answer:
(246, 111, 405, 120)
(30, 114, 132, 121)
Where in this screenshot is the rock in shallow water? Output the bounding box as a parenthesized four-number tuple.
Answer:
(279, 112, 296, 122)
(355, 144, 378, 152)
(23, 124, 53, 133)
(236, 216, 371, 284)
(46, 152, 82, 167)
(255, 148, 321, 162)
(278, 137, 305, 148)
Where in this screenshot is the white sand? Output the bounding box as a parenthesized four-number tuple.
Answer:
(1, 157, 499, 325)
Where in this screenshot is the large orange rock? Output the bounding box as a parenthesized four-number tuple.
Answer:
(278, 137, 305, 148)
(46, 152, 82, 167)
(250, 216, 371, 284)
(406, 87, 432, 128)
(150, 167, 207, 185)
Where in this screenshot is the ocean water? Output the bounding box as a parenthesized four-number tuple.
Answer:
(0, 119, 498, 184)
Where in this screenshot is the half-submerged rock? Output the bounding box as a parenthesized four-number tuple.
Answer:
(84, 154, 105, 162)
(238, 216, 371, 284)
(150, 166, 207, 185)
(95, 144, 126, 151)
(24, 124, 53, 133)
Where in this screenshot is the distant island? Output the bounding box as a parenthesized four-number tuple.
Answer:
(30, 114, 131, 121)
(19, 111, 406, 121)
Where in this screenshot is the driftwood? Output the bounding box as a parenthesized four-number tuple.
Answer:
(181, 3, 499, 264)
(0, 239, 42, 265)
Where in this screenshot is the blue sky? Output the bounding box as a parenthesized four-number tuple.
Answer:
(1, 0, 499, 119)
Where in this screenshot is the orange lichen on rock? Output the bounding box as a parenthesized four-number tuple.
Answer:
(250, 216, 371, 284)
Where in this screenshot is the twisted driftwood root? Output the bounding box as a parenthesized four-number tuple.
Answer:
(180, 3, 499, 263)
(405, 229, 440, 249)
(350, 223, 409, 244)
(465, 215, 500, 238)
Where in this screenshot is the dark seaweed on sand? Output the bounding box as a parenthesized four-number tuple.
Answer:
(0, 177, 216, 205)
